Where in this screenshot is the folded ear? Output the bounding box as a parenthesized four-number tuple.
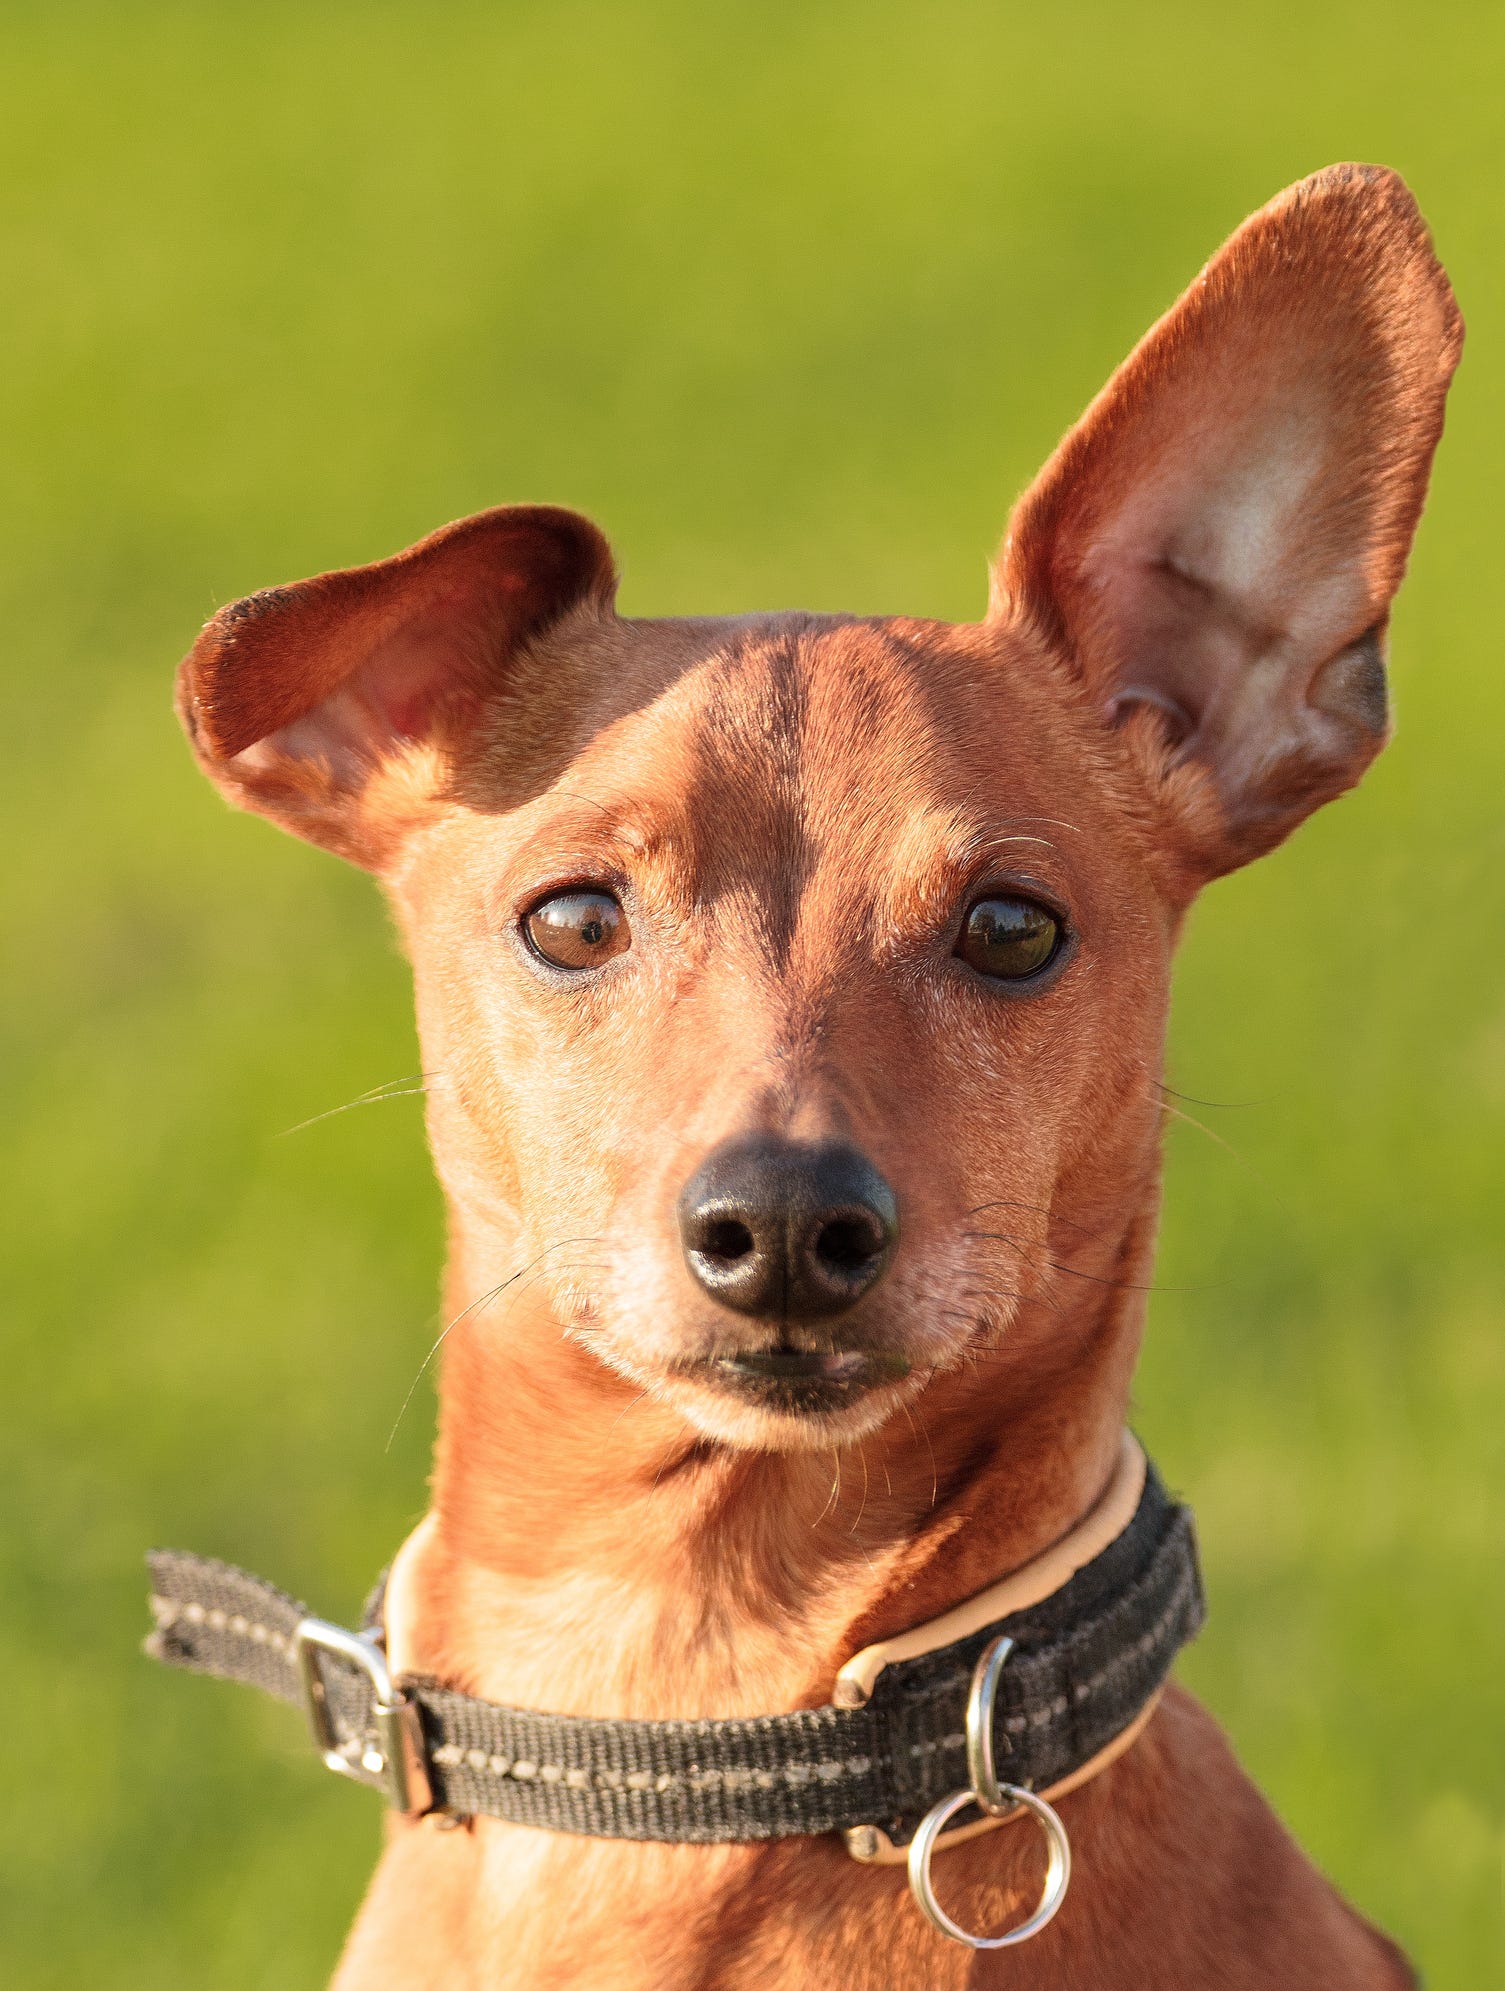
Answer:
(994, 164, 1462, 880)
(177, 505, 617, 867)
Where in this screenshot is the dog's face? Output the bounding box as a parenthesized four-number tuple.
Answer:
(387, 609, 1173, 1446)
(178, 167, 1458, 1452)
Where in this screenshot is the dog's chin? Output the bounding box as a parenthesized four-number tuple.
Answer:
(657, 1350, 920, 1453)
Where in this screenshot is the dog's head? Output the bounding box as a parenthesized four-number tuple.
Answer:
(179, 167, 1459, 1452)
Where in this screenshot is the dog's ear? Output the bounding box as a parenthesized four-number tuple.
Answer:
(177, 505, 617, 867)
(994, 165, 1462, 881)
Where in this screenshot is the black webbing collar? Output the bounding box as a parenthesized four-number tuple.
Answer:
(145, 1449, 1203, 1851)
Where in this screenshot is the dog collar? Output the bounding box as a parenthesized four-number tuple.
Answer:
(145, 1434, 1202, 1885)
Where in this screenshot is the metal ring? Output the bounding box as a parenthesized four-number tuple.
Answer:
(965, 1632, 1015, 1810)
(906, 1782, 1072, 1949)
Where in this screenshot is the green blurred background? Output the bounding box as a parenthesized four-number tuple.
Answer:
(2, 1, 1500, 1982)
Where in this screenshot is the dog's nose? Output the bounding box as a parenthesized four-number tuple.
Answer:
(678, 1137, 898, 1320)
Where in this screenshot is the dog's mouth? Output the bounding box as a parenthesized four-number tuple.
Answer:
(688, 1346, 912, 1417)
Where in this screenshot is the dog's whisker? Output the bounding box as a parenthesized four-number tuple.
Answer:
(1155, 1089, 1294, 1223)
(993, 814, 1085, 835)
(813, 1450, 844, 1530)
(849, 1442, 872, 1538)
(980, 1243, 1214, 1301)
(964, 1197, 1106, 1241)
(604, 1386, 654, 1443)
(384, 1237, 607, 1452)
(1157, 1081, 1255, 1110)
(1045, 1260, 1157, 1294)
(963, 1226, 1157, 1300)
(384, 1284, 509, 1454)
(276, 1072, 440, 1138)
(1157, 1098, 1246, 1161)
(899, 1398, 939, 1513)
(550, 788, 618, 821)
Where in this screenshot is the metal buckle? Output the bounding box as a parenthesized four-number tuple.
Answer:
(294, 1616, 433, 1815)
(905, 1634, 1072, 1948)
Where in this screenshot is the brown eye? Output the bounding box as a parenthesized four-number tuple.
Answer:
(957, 896, 1062, 980)
(524, 889, 630, 971)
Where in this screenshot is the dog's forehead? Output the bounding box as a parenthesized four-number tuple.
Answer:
(560, 611, 1119, 861)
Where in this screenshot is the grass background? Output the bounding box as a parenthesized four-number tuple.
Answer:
(2, 1, 1501, 1982)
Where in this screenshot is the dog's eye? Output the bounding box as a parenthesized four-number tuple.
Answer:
(524, 889, 630, 971)
(957, 895, 1062, 980)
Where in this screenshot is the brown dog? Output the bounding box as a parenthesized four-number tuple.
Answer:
(177, 165, 1459, 1987)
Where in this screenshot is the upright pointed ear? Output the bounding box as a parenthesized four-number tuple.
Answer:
(994, 165, 1462, 881)
(176, 505, 617, 868)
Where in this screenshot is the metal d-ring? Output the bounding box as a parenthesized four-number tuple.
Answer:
(906, 1634, 1073, 1949)
(294, 1616, 432, 1816)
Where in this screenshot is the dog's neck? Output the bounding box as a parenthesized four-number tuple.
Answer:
(395, 1183, 1156, 1724)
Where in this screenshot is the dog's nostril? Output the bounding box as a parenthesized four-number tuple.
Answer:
(814, 1214, 883, 1275)
(701, 1218, 755, 1264)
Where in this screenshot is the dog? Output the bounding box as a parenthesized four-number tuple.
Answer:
(174, 165, 1459, 1987)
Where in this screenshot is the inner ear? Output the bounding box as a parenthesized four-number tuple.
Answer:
(996, 164, 1461, 879)
(177, 504, 617, 866)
